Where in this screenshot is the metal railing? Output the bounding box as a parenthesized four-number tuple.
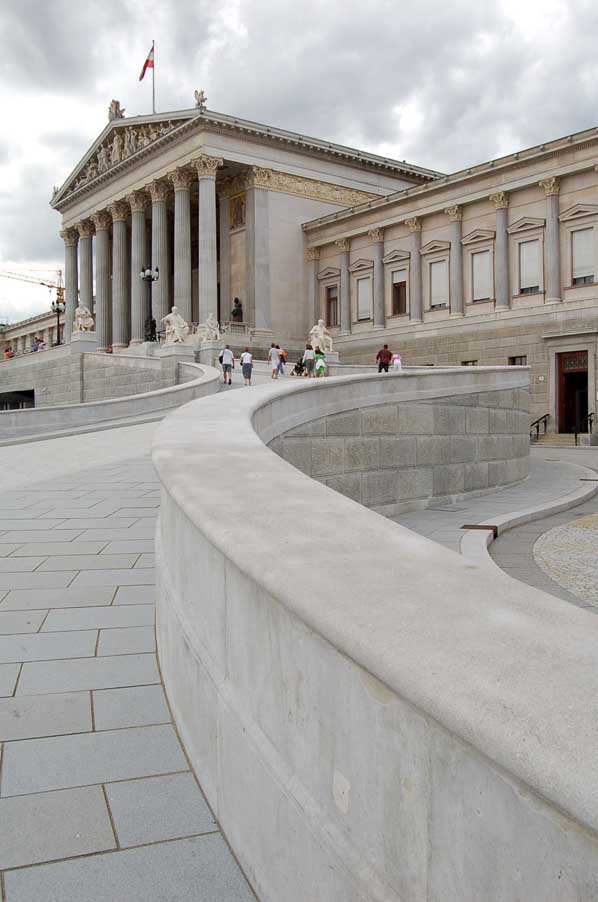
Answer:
(575, 411, 595, 446)
(529, 413, 549, 441)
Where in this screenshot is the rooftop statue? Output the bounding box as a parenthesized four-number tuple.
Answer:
(161, 306, 190, 344)
(194, 89, 207, 110)
(108, 99, 125, 121)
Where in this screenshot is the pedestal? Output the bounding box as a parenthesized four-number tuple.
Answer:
(157, 342, 197, 385)
(325, 351, 340, 364)
(70, 331, 98, 354)
(196, 339, 224, 367)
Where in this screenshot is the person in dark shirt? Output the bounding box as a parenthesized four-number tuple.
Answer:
(376, 344, 393, 373)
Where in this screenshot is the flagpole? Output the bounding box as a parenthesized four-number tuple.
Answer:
(152, 40, 156, 114)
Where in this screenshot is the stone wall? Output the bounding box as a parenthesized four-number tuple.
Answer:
(271, 385, 529, 513)
(81, 354, 167, 401)
(0, 347, 81, 406)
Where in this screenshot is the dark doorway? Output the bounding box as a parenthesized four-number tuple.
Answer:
(0, 389, 34, 411)
(557, 351, 588, 433)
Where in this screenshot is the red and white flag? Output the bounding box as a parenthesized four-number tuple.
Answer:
(139, 44, 154, 81)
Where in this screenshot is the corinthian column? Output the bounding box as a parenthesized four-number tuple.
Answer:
(149, 180, 171, 325)
(369, 228, 385, 328)
(445, 205, 464, 316)
(539, 177, 561, 303)
(170, 168, 194, 326)
(60, 228, 78, 343)
(128, 191, 148, 345)
(91, 212, 112, 351)
(194, 154, 223, 323)
(335, 238, 351, 333)
(490, 192, 510, 310)
(406, 218, 422, 322)
(108, 202, 129, 350)
(306, 247, 320, 326)
(218, 193, 231, 322)
(77, 221, 94, 321)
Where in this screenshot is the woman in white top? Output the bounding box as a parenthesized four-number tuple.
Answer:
(302, 343, 316, 378)
(240, 347, 253, 386)
(268, 343, 280, 379)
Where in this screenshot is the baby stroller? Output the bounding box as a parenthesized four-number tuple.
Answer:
(291, 358, 306, 376)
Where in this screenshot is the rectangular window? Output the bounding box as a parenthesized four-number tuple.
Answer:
(326, 285, 338, 327)
(508, 355, 527, 366)
(429, 259, 448, 307)
(391, 269, 407, 315)
(461, 360, 478, 366)
(519, 240, 540, 294)
(472, 249, 491, 301)
(357, 276, 372, 320)
(571, 228, 594, 285)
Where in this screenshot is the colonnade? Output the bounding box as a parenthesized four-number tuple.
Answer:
(60, 154, 223, 352)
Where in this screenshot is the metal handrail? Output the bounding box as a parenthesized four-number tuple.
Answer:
(529, 413, 549, 441)
(575, 411, 595, 446)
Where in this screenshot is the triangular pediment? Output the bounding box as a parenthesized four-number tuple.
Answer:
(461, 228, 495, 245)
(419, 240, 450, 255)
(348, 258, 374, 273)
(559, 203, 598, 222)
(51, 112, 196, 207)
(317, 266, 341, 280)
(382, 248, 410, 264)
(506, 216, 545, 234)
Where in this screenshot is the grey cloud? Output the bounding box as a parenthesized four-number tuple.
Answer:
(0, 164, 62, 263)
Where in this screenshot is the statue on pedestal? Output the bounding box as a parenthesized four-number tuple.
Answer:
(308, 318, 333, 353)
(161, 307, 190, 344)
(195, 312, 221, 342)
(231, 297, 243, 321)
(73, 304, 95, 333)
(108, 99, 126, 121)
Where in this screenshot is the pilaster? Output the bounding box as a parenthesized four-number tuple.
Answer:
(445, 205, 464, 316)
(539, 177, 562, 303)
(405, 218, 422, 323)
(335, 239, 351, 334)
(368, 229, 385, 329)
(306, 247, 320, 328)
(490, 192, 510, 310)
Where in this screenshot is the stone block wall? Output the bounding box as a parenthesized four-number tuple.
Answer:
(81, 354, 166, 402)
(0, 350, 81, 406)
(270, 386, 530, 513)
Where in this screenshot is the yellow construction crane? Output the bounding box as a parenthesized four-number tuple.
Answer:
(0, 269, 65, 305)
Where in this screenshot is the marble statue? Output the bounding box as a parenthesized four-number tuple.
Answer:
(161, 306, 190, 344)
(194, 89, 207, 109)
(108, 100, 125, 120)
(195, 312, 221, 342)
(97, 146, 110, 173)
(111, 132, 123, 165)
(73, 304, 95, 333)
(124, 128, 138, 157)
(309, 319, 333, 353)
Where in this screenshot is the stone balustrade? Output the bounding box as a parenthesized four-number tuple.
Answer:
(153, 366, 598, 902)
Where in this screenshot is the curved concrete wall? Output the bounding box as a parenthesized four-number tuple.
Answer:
(0, 362, 220, 441)
(153, 369, 598, 902)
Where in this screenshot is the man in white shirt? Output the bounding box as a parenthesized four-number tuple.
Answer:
(221, 345, 234, 384)
(268, 343, 280, 379)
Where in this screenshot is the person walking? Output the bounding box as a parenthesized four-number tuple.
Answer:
(376, 344, 393, 373)
(302, 343, 315, 378)
(276, 345, 286, 375)
(268, 342, 280, 379)
(391, 352, 403, 371)
(314, 346, 327, 377)
(220, 344, 234, 384)
(240, 347, 253, 385)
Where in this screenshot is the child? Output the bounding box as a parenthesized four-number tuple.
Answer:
(391, 352, 403, 371)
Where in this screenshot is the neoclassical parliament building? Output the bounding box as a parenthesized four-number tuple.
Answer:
(21, 103, 598, 433)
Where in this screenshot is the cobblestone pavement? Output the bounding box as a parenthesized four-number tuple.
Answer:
(0, 450, 255, 902)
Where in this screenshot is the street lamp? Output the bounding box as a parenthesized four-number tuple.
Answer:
(51, 299, 65, 346)
(139, 266, 159, 283)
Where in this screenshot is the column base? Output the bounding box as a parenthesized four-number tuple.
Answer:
(112, 343, 128, 353)
(450, 311, 465, 318)
(157, 343, 197, 361)
(545, 297, 562, 304)
(69, 331, 98, 354)
(494, 304, 511, 312)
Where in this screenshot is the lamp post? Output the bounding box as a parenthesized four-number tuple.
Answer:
(139, 266, 159, 284)
(139, 266, 159, 341)
(51, 299, 65, 346)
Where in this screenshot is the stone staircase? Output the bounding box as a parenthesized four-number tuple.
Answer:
(532, 432, 577, 447)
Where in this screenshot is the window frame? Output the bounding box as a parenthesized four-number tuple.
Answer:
(325, 284, 339, 328)
(507, 218, 545, 300)
(383, 248, 410, 319)
(349, 258, 375, 323)
(420, 242, 451, 313)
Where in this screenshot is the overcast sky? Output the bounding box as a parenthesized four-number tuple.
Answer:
(1, 0, 597, 320)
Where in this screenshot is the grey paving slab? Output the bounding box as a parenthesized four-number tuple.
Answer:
(3, 834, 255, 902)
(0, 545, 21, 557)
(0, 572, 73, 590)
(92, 685, 170, 730)
(77, 527, 156, 541)
(113, 585, 156, 605)
(134, 553, 155, 569)
(0, 691, 91, 741)
(70, 568, 155, 588)
(0, 586, 115, 611)
(38, 554, 139, 572)
(0, 629, 98, 664)
(42, 604, 155, 632)
(97, 626, 156, 656)
(1, 724, 188, 796)
(0, 663, 20, 697)
(37, 506, 123, 519)
(17, 653, 159, 696)
(11, 542, 109, 557)
(116, 508, 159, 518)
(0, 529, 84, 543)
(0, 610, 47, 635)
(0, 785, 115, 870)
(0, 511, 54, 520)
(106, 772, 216, 846)
(57, 517, 138, 530)
(0, 557, 46, 572)
(0, 519, 65, 531)
(112, 499, 159, 508)
(101, 540, 154, 554)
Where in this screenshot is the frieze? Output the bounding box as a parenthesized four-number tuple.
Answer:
(247, 166, 376, 206)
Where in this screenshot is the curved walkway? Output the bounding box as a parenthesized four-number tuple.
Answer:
(0, 425, 254, 902)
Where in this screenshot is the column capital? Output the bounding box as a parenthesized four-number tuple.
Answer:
(368, 227, 385, 243)
(444, 204, 463, 222)
(108, 201, 129, 223)
(306, 247, 320, 261)
(148, 180, 170, 203)
(76, 220, 94, 238)
(334, 238, 350, 251)
(169, 167, 195, 191)
(60, 228, 79, 246)
(193, 154, 224, 178)
(489, 191, 509, 209)
(91, 211, 111, 232)
(539, 176, 560, 196)
(405, 217, 421, 233)
(127, 190, 149, 214)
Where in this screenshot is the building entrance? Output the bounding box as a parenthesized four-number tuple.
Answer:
(557, 351, 588, 433)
